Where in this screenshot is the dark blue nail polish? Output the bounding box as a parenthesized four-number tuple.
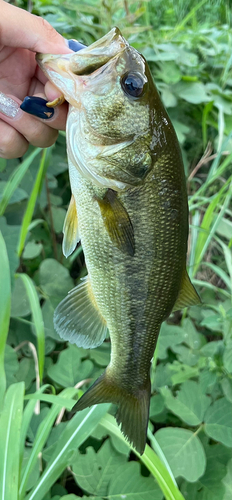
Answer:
(67, 39, 87, 52)
(20, 96, 54, 119)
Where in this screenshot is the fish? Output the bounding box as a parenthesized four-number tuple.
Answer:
(36, 27, 200, 455)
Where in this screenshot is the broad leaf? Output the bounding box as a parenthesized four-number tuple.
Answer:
(205, 398, 232, 446)
(108, 462, 163, 500)
(160, 381, 211, 425)
(155, 427, 206, 482)
(26, 404, 110, 500)
(72, 439, 127, 496)
(47, 344, 93, 387)
(223, 458, 232, 500)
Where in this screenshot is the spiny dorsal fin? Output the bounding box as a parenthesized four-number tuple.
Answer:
(96, 189, 135, 256)
(172, 269, 201, 312)
(54, 276, 108, 348)
(62, 194, 80, 258)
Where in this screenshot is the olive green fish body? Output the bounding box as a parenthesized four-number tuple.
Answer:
(37, 28, 200, 454)
(73, 145, 187, 387)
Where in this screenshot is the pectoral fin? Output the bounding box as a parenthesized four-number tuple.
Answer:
(97, 189, 135, 256)
(62, 195, 80, 258)
(172, 269, 201, 312)
(54, 276, 108, 348)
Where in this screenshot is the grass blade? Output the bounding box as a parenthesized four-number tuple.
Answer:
(19, 387, 78, 500)
(192, 179, 232, 277)
(16, 273, 45, 381)
(100, 414, 185, 500)
(0, 382, 24, 500)
(26, 404, 110, 500)
(0, 148, 40, 216)
(17, 148, 51, 257)
(0, 232, 11, 409)
(19, 384, 53, 465)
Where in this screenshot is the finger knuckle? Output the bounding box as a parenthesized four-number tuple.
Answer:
(29, 127, 58, 148)
(0, 127, 28, 159)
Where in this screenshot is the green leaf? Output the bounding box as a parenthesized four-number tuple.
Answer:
(72, 439, 127, 496)
(16, 358, 36, 390)
(155, 427, 206, 482)
(39, 258, 73, 301)
(0, 218, 20, 277)
(0, 231, 11, 407)
(51, 206, 66, 233)
(4, 345, 19, 387)
(205, 398, 232, 446)
(223, 458, 232, 500)
(10, 276, 31, 317)
(88, 344, 111, 367)
(16, 274, 45, 381)
(197, 456, 226, 500)
(20, 448, 40, 494)
(19, 387, 78, 499)
(108, 462, 163, 500)
(100, 414, 186, 500)
(221, 378, 232, 403)
(18, 148, 50, 256)
(157, 323, 185, 359)
(47, 344, 93, 387)
(182, 318, 205, 350)
(23, 241, 43, 259)
(223, 341, 232, 373)
(19, 385, 52, 463)
(0, 181, 28, 204)
(170, 361, 199, 385)
(174, 81, 209, 104)
(25, 404, 111, 500)
(149, 394, 165, 417)
(0, 382, 24, 500)
(160, 381, 211, 426)
(0, 148, 40, 216)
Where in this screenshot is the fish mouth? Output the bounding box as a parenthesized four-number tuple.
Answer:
(36, 27, 128, 85)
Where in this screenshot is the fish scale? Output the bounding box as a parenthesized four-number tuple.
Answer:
(37, 27, 200, 454)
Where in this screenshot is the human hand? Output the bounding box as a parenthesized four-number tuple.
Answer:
(0, 0, 75, 158)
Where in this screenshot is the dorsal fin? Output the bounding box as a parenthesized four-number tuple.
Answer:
(172, 269, 201, 312)
(62, 194, 80, 258)
(54, 277, 108, 348)
(96, 189, 135, 256)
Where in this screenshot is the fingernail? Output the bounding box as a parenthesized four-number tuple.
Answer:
(65, 39, 87, 52)
(0, 92, 20, 118)
(20, 96, 54, 119)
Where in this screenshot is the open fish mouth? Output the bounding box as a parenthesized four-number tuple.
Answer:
(36, 27, 128, 79)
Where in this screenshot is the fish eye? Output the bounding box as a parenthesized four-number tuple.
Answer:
(121, 72, 146, 98)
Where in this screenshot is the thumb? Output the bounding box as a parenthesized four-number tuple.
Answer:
(0, 1, 72, 54)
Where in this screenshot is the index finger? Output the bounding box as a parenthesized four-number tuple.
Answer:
(0, 0, 73, 54)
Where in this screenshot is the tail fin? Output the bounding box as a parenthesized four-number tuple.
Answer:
(72, 371, 151, 455)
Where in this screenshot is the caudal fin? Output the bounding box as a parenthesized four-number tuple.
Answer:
(72, 371, 151, 455)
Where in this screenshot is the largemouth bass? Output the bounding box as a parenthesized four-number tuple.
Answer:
(37, 28, 200, 454)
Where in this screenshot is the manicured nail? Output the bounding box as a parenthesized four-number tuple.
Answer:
(0, 92, 20, 118)
(20, 96, 54, 119)
(66, 39, 87, 52)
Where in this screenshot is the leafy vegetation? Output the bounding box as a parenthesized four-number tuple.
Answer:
(1, 0, 232, 499)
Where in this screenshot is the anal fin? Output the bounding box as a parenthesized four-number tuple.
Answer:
(172, 269, 201, 312)
(54, 277, 108, 348)
(62, 194, 80, 258)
